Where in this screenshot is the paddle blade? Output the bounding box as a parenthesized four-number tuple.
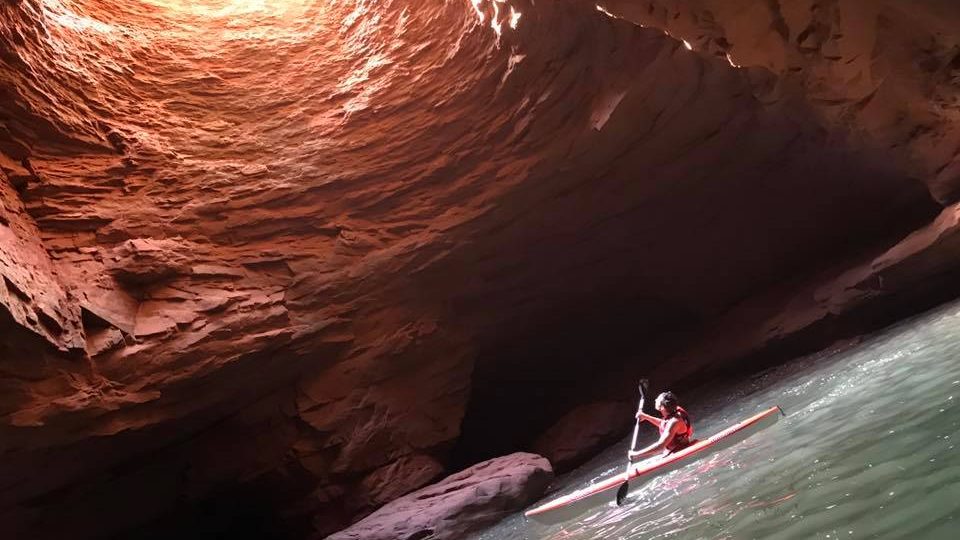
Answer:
(615, 480, 629, 506)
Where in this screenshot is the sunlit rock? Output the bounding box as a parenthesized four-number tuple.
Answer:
(1, 0, 960, 538)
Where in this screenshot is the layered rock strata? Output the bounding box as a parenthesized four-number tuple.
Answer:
(1, 1, 959, 538)
(326, 452, 552, 540)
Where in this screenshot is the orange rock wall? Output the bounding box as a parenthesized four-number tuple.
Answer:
(1, 1, 959, 538)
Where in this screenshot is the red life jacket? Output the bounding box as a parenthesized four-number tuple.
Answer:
(659, 406, 693, 453)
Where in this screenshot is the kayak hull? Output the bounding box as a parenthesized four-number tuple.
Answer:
(524, 406, 783, 526)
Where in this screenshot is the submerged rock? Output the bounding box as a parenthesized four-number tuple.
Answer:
(325, 453, 553, 540)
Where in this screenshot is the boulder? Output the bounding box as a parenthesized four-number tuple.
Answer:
(352, 453, 445, 510)
(325, 453, 553, 540)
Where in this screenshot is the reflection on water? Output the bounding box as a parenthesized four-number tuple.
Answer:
(472, 301, 960, 539)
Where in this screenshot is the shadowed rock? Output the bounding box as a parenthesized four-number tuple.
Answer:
(531, 400, 634, 473)
(326, 453, 553, 540)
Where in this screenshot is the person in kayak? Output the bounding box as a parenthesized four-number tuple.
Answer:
(627, 391, 694, 462)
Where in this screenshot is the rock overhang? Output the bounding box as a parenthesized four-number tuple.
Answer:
(1, 1, 959, 538)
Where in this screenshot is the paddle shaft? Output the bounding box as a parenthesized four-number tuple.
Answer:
(617, 381, 648, 505)
(625, 382, 647, 471)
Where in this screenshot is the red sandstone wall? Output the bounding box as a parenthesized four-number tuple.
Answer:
(0, 1, 958, 537)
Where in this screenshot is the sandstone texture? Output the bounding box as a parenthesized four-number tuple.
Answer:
(325, 452, 552, 540)
(601, 0, 960, 201)
(2, 0, 960, 538)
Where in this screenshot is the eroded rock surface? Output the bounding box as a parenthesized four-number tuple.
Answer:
(1, 0, 960, 538)
(600, 0, 960, 201)
(325, 452, 553, 540)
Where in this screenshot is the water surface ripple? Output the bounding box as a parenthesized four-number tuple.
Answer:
(474, 302, 960, 539)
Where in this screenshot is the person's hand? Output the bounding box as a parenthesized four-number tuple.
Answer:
(627, 450, 640, 463)
(635, 410, 643, 420)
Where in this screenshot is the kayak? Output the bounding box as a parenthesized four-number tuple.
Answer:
(524, 405, 784, 526)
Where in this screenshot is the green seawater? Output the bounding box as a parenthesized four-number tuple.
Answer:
(472, 301, 960, 539)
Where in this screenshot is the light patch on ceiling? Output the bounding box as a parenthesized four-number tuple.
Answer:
(469, 0, 522, 44)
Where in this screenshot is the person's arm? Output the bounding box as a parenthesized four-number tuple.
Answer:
(635, 410, 664, 429)
(627, 418, 679, 462)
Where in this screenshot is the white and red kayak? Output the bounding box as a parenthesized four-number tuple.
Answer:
(524, 405, 784, 526)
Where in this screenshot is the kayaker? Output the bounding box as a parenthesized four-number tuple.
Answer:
(627, 391, 694, 462)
